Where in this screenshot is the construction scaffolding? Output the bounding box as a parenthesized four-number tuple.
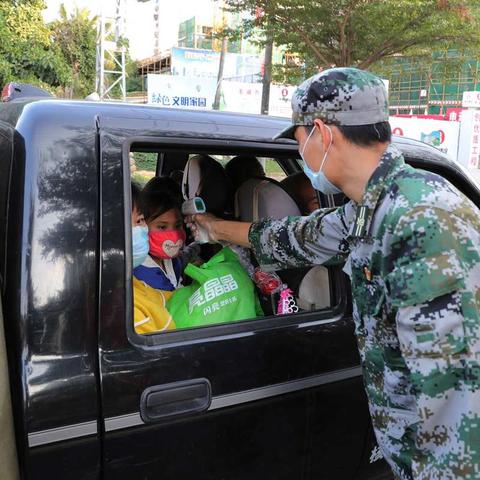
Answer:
(96, 0, 152, 101)
(95, 0, 127, 101)
(136, 51, 172, 102)
(387, 53, 480, 115)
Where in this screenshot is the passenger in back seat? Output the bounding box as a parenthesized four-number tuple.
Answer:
(281, 172, 319, 214)
(143, 176, 183, 205)
(131, 183, 176, 334)
(134, 180, 199, 292)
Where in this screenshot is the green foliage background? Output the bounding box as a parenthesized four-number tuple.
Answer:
(49, 4, 97, 98)
(0, 1, 142, 98)
(133, 152, 157, 171)
(3, 0, 479, 104)
(223, 0, 480, 86)
(0, 0, 70, 93)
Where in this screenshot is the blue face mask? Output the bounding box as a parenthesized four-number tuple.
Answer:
(132, 226, 149, 268)
(300, 125, 342, 195)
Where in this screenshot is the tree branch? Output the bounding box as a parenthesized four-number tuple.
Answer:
(355, 7, 447, 68)
(357, 33, 461, 68)
(272, 13, 334, 67)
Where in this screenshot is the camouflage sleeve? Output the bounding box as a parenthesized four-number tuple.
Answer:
(248, 201, 354, 270)
(385, 206, 480, 478)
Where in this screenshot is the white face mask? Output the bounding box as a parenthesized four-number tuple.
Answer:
(300, 125, 342, 195)
(132, 226, 149, 268)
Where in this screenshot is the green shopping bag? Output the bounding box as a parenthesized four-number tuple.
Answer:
(167, 247, 263, 328)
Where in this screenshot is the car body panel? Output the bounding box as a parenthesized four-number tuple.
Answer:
(2, 102, 101, 478)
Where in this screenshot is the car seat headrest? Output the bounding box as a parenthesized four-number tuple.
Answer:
(182, 154, 232, 217)
(169, 169, 184, 187)
(235, 178, 301, 222)
(225, 155, 266, 193)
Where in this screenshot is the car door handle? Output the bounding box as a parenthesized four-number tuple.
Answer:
(140, 378, 212, 423)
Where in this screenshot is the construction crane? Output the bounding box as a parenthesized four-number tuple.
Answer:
(95, 0, 152, 101)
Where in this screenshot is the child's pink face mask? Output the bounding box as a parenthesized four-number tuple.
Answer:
(149, 230, 186, 259)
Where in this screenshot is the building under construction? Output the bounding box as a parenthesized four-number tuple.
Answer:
(386, 53, 480, 115)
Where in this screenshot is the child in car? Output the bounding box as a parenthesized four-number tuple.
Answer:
(134, 178, 198, 291)
(280, 172, 320, 215)
(131, 182, 176, 334)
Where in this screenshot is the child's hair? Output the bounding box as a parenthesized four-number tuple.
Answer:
(143, 176, 183, 205)
(142, 178, 183, 222)
(131, 182, 143, 213)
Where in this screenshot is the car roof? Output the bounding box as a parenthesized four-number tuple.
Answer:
(0, 98, 457, 167)
(0, 98, 287, 132)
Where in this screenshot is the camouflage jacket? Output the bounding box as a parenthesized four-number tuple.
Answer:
(249, 144, 480, 479)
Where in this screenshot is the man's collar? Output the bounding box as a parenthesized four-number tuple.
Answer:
(349, 143, 405, 239)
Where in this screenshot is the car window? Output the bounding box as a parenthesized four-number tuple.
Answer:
(263, 158, 287, 181)
(208, 154, 231, 167)
(209, 155, 287, 181)
(128, 145, 341, 342)
(131, 152, 157, 186)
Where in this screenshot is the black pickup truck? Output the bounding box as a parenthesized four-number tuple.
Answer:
(0, 98, 479, 480)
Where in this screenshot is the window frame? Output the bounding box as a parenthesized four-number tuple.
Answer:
(123, 136, 350, 350)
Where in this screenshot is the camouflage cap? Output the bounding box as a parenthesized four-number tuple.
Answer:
(275, 67, 389, 140)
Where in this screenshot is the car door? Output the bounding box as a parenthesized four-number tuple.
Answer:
(97, 116, 385, 480)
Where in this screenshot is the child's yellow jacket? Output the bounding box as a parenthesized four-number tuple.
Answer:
(133, 277, 176, 334)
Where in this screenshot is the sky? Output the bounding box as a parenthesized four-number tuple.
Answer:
(43, 0, 215, 59)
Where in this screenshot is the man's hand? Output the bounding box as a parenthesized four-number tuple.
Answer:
(185, 214, 252, 248)
(185, 213, 220, 243)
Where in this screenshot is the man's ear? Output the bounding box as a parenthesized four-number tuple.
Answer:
(313, 119, 332, 148)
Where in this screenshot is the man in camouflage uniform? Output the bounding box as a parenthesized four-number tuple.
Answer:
(189, 68, 480, 479)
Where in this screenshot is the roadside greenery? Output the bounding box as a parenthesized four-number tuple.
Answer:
(49, 4, 97, 98)
(4, 0, 479, 100)
(133, 152, 157, 172)
(0, 1, 141, 99)
(0, 0, 70, 93)
(131, 152, 157, 186)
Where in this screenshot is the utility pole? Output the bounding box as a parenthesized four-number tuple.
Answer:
(261, 37, 273, 115)
(213, 36, 227, 110)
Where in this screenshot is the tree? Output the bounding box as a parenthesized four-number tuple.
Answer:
(50, 4, 97, 98)
(126, 57, 143, 93)
(223, 0, 480, 84)
(0, 0, 70, 91)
